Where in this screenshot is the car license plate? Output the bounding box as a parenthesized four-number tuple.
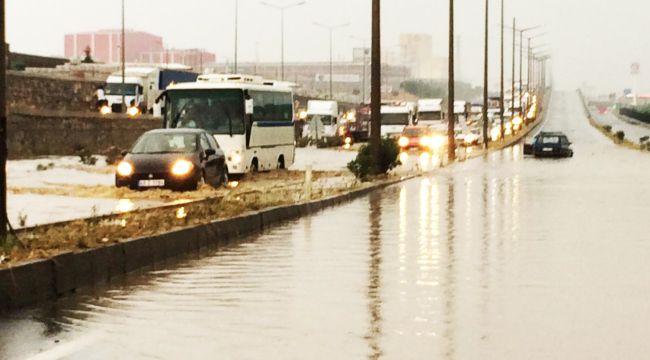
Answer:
(543, 147, 553, 152)
(138, 179, 165, 187)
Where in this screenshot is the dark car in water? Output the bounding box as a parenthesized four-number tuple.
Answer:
(116, 129, 228, 191)
(524, 131, 574, 158)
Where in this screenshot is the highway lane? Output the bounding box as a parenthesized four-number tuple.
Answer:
(2, 91, 650, 359)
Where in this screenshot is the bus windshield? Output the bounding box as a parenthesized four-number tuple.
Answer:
(106, 83, 142, 96)
(418, 111, 443, 121)
(381, 113, 410, 125)
(167, 89, 245, 135)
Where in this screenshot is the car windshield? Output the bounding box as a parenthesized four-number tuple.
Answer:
(167, 89, 245, 135)
(307, 115, 334, 126)
(541, 136, 560, 144)
(403, 127, 427, 137)
(418, 111, 443, 121)
(106, 83, 141, 96)
(131, 133, 197, 154)
(382, 113, 409, 125)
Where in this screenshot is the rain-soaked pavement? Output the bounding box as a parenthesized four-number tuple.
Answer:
(3, 91, 650, 359)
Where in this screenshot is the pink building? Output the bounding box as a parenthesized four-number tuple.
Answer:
(64, 30, 163, 64)
(139, 49, 217, 71)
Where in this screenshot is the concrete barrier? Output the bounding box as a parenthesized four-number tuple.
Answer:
(0, 178, 407, 312)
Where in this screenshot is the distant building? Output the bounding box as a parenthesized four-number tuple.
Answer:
(139, 49, 216, 72)
(64, 30, 163, 64)
(399, 33, 447, 80)
(64, 30, 216, 70)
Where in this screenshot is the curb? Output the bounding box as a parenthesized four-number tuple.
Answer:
(0, 177, 408, 311)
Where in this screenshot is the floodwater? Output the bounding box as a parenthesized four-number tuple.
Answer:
(3, 91, 650, 359)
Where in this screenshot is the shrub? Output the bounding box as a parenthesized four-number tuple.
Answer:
(603, 125, 612, 133)
(76, 148, 98, 166)
(615, 131, 625, 142)
(348, 137, 401, 180)
(102, 146, 123, 165)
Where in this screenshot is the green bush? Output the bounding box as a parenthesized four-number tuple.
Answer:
(348, 137, 401, 180)
(603, 125, 612, 133)
(615, 131, 625, 142)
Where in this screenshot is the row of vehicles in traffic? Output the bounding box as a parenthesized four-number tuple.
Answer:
(109, 65, 550, 190)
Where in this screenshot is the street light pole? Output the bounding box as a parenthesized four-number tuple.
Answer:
(315, 22, 349, 100)
(261, 1, 306, 81)
(448, 0, 456, 161)
(499, 0, 504, 140)
(510, 18, 515, 124)
(370, 0, 381, 174)
(121, 0, 126, 113)
(482, 0, 489, 148)
(1, 0, 7, 242)
(234, 0, 239, 73)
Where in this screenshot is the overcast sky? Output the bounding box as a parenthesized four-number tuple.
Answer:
(6, 0, 650, 93)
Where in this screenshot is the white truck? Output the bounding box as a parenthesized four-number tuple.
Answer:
(303, 100, 340, 145)
(379, 103, 416, 138)
(104, 66, 198, 115)
(416, 98, 444, 131)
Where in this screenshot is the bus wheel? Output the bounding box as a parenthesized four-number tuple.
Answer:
(251, 158, 259, 173)
(277, 155, 286, 170)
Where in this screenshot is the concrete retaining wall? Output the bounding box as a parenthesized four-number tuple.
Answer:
(7, 110, 160, 159)
(0, 179, 403, 311)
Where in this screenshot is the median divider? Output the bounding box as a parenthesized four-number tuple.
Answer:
(0, 176, 410, 311)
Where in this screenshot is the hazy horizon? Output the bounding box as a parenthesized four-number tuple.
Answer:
(6, 0, 650, 94)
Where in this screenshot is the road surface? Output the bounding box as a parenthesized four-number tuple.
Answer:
(2, 91, 650, 359)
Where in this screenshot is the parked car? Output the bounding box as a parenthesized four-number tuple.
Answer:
(116, 129, 228, 191)
(524, 131, 574, 158)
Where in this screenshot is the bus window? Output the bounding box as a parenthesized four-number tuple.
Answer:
(167, 89, 245, 135)
(250, 91, 293, 123)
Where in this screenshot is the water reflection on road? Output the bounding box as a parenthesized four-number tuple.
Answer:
(3, 92, 650, 359)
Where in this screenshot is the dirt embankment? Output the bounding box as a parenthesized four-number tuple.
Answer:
(2, 170, 362, 266)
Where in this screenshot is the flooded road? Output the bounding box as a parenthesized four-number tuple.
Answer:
(3, 91, 650, 359)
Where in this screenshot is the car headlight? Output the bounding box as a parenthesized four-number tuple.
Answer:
(171, 160, 194, 176)
(344, 137, 352, 145)
(431, 136, 446, 150)
(398, 136, 409, 148)
(512, 116, 523, 126)
(100, 105, 112, 115)
(420, 136, 432, 147)
(127, 106, 141, 117)
(399, 152, 409, 163)
(116, 161, 133, 177)
(464, 134, 478, 144)
(229, 151, 242, 164)
(491, 127, 501, 141)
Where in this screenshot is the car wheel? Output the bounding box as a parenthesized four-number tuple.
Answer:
(251, 159, 259, 173)
(195, 171, 206, 190)
(277, 156, 286, 170)
(221, 166, 229, 186)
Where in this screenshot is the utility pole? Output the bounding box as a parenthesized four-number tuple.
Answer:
(519, 29, 523, 115)
(121, 0, 126, 113)
(261, 1, 306, 81)
(234, 0, 239, 73)
(448, 0, 456, 161)
(499, 0, 505, 140)
(510, 18, 515, 123)
(482, 0, 489, 148)
(370, 0, 381, 174)
(315, 22, 349, 100)
(1, 0, 7, 242)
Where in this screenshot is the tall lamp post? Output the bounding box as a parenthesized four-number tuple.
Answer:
(499, 0, 505, 141)
(370, 0, 381, 174)
(121, 0, 126, 113)
(314, 22, 350, 99)
(261, 0, 306, 81)
(482, 0, 489, 148)
(234, 0, 239, 73)
(1, 0, 7, 242)
(526, 34, 546, 95)
(447, 0, 456, 161)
